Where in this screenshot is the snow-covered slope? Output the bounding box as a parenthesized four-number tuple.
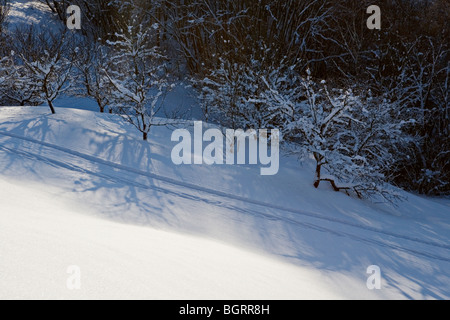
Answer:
(6, 0, 60, 29)
(1, 177, 345, 300)
(0, 106, 449, 300)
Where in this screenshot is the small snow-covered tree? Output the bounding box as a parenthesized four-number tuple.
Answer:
(197, 53, 295, 130)
(104, 23, 171, 141)
(14, 27, 75, 114)
(197, 57, 261, 128)
(75, 41, 112, 113)
(282, 73, 406, 200)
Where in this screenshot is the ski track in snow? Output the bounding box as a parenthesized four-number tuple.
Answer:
(1, 130, 449, 264)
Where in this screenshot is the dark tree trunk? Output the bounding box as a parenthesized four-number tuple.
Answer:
(314, 163, 321, 188)
(313, 152, 323, 188)
(141, 113, 148, 141)
(48, 100, 56, 114)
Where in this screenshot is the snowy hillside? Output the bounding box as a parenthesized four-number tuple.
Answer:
(7, 0, 55, 26)
(0, 107, 449, 300)
(1, 0, 449, 301)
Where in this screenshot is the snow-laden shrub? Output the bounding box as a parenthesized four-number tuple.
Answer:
(198, 58, 408, 201)
(196, 53, 299, 130)
(283, 73, 407, 201)
(0, 52, 42, 106)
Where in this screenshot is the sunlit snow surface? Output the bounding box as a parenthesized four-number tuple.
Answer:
(7, 0, 59, 28)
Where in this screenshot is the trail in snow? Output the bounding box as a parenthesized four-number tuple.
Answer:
(1, 130, 449, 264)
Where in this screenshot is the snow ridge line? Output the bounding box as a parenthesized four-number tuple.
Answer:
(0, 130, 449, 251)
(1, 142, 450, 263)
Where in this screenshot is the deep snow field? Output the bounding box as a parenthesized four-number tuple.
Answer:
(0, 106, 449, 300)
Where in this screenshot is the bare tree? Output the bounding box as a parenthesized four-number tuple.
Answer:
(74, 41, 112, 113)
(104, 23, 172, 141)
(14, 26, 76, 114)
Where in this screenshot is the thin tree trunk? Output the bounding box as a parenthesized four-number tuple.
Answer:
(48, 100, 56, 114)
(314, 162, 321, 188)
(141, 113, 148, 141)
(313, 152, 322, 188)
